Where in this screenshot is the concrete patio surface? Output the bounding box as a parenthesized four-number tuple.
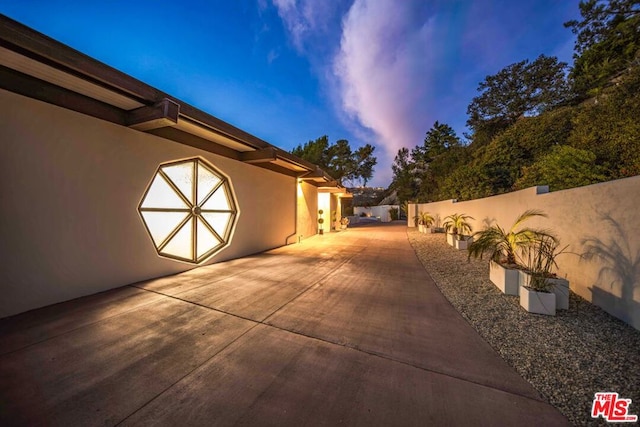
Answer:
(0, 223, 569, 426)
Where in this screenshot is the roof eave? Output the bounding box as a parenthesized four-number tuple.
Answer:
(0, 13, 336, 179)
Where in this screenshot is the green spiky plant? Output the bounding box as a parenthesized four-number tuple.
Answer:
(401, 201, 409, 217)
(420, 212, 435, 228)
(522, 234, 569, 292)
(467, 209, 555, 267)
(443, 213, 474, 240)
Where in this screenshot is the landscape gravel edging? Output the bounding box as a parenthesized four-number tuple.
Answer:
(408, 230, 640, 426)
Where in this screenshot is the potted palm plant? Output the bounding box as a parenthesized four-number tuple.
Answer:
(432, 214, 444, 233)
(467, 209, 552, 296)
(340, 217, 349, 230)
(420, 212, 435, 233)
(413, 214, 420, 230)
(518, 235, 569, 315)
(443, 213, 474, 249)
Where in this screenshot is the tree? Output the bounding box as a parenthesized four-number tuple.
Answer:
(466, 55, 572, 135)
(387, 121, 467, 203)
(565, 0, 640, 94)
(352, 144, 377, 186)
(416, 121, 461, 162)
(565, 0, 640, 56)
(292, 136, 377, 185)
(415, 123, 466, 202)
(419, 144, 470, 201)
(326, 139, 353, 184)
(390, 147, 417, 203)
(292, 135, 329, 166)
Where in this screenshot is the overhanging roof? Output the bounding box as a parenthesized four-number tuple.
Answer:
(0, 14, 334, 181)
(318, 186, 353, 197)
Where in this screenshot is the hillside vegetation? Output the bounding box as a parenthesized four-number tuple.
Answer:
(390, 0, 640, 203)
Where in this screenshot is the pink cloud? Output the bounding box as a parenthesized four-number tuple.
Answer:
(267, 0, 440, 185)
(333, 0, 436, 162)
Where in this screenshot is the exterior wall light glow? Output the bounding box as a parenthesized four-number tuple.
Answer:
(138, 157, 238, 263)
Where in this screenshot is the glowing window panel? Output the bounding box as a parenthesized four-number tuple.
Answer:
(138, 157, 239, 263)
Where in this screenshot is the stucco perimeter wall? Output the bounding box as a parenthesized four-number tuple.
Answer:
(411, 179, 640, 330)
(354, 205, 399, 222)
(0, 89, 297, 318)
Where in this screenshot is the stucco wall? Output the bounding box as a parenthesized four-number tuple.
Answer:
(355, 205, 400, 222)
(0, 89, 297, 318)
(411, 179, 640, 330)
(331, 194, 343, 230)
(317, 192, 330, 234)
(296, 181, 318, 240)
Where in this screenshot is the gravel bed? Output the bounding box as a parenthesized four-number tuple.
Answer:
(408, 229, 640, 426)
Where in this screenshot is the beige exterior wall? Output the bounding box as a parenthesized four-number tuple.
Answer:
(296, 181, 319, 240)
(331, 194, 343, 230)
(317, 192, 331, 234)
(329, 194, 338, 230)
(0, 89, 298, 318)
(411, 179, 640, 330)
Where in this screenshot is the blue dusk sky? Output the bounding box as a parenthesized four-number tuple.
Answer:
(1, 1, 581, 187)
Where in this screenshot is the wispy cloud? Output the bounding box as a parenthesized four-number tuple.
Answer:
(262, 0, 462, 183)
(271, 0, 341, 54)
(266, 48, 280, 64)
(333, 1, 436, 166)
(269, 0, 438, 174)
(267, 0, 577, 186)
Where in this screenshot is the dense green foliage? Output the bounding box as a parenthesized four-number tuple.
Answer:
(390, 122, 469, 202)
(514, 145, 607, 190)
(565, 0, 640, 95)
(390, 0, 640, 203)
(568, 65, 640, 178)
(292, 135, 377, 185)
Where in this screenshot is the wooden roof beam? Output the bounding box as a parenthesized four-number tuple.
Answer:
(240, 148, 277, 164)
(127, 98, 179, 131)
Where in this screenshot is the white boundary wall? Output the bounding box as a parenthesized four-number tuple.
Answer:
(0, 89, 299, 318)
(354, 205, 400, 222)
(409, 179, 640, 330)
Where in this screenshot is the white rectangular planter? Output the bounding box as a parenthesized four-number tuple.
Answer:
(520, 286, 556, 315)
(548, 277, 569, 310)
(489, 261, 520, 295)
(453, 236, 473, 250)
(518, 270, 529, 289)
(446, 233, 455, 246)
(519, 271, 569, 310)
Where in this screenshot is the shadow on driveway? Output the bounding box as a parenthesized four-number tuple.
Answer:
(0, 224, 569, 426)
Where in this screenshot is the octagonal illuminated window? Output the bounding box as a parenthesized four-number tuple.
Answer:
(138, 157, 238, 263)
